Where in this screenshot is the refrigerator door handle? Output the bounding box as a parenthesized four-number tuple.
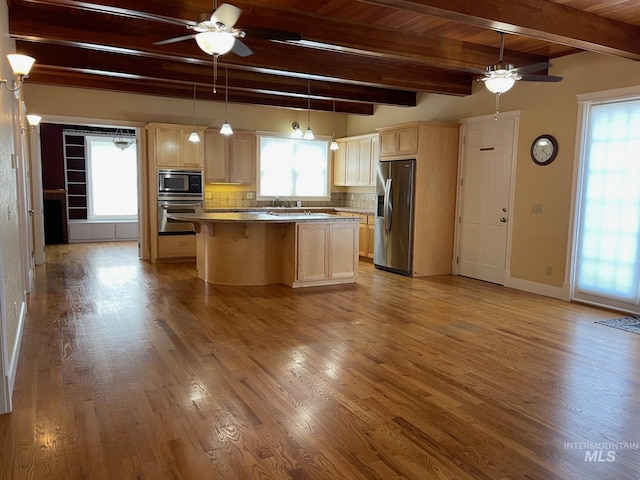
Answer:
(384, 178, 392, 234)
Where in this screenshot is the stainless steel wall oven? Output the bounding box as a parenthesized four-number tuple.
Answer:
(157, 169, 203, 235)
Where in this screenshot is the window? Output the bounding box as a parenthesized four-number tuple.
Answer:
(86, 136, 138, 220)
(574, 96, 640, 312)
(257, 136, 330, 200)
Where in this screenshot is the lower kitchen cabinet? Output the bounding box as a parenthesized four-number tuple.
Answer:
(339, 212, 375, 259)
(294, 222, 358, 286)
(157, 234, 196, 260)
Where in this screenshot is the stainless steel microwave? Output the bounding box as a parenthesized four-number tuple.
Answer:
(157, 169, 203, 201)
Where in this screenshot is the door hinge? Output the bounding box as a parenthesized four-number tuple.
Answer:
(460, 178, 464, 186)
(458, 216, 461, 224)
(456, 256, 459, 264)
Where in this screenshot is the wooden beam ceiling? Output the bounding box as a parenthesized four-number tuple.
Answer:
(8, 0, 640, 114)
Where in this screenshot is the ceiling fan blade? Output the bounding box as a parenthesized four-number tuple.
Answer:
(212, 3, 242, 28)
(231, 39, 253, 57)
(154, 34, 196, 46)
(512, 62, 552, 75)
(243, 28, 303, 41)
(520, 74, 563, 82)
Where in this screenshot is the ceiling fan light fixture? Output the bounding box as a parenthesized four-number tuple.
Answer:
(195, 31, 235, 56)
(483, 67, 522, 94)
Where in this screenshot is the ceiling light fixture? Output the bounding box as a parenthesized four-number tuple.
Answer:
(291, 121, 303, 138)
(220, 67, 233, 135)
(1, 54, 35, 92)
(303, 79, 314, 140)
(113, 128, 134, 150)
(189, 84, 201, 143)
(330, 100, 339, 151)
(195, 31, 235, 57)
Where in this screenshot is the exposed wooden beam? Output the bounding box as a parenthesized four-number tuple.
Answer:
(9, 2, 472, 95)
(360, 0, 640, 60)
(16, 41, 417, 109)
(26, 67, 376, 115)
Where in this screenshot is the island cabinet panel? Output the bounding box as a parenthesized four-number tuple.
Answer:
(292, 221, 358, 287)
(297, 224, 330, 282)
(146, 123, 205, 169)
(329, 223, 359, 279)
(204, 130, 256, 184)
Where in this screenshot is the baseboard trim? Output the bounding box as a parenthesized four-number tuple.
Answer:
(2, 299, 26, 414)
(506, 277, 567, 300)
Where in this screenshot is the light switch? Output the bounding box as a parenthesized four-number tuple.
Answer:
(531, 204, 543, 214)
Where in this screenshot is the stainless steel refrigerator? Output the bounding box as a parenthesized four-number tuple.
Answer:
(374, 159, 416, 276)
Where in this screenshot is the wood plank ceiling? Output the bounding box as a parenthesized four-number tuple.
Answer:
(8, 0, 640, 115)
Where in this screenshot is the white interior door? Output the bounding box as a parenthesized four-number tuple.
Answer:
(456, 116, 517, 284)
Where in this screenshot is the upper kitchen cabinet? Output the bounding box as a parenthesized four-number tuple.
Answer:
(204, 130, 256, 184)
(378, 125, 418, 158)
(146, 123, 205, 169)
(333, 133, 378, 187)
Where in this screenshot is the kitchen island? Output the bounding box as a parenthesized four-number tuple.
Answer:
(167, 211, 360, 288)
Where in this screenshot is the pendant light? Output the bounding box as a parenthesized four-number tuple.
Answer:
(220, 67, 233, 135)
(303, 78, 314, 140)
(188, 84, 200, 143)
(330, 100, 339, 151)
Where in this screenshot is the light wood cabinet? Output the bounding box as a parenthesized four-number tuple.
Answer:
(204, 130, 256, 184)
(295, 221, 358, 286)
(333, 133, 378, 186)
(379, 125, 418, 158)
(377, 121, 459, 277)
(338, 212, 375, 259)
(146, 123, 205, 169)
(157, 235, 196, 260)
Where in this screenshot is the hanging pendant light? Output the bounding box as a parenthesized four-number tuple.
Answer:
(330, 100, 339, 151)
(220, 67, 233, 135)
(303, 78, 314, 140)
(189, 84, 200, 143)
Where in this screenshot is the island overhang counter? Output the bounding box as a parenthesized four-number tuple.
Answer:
(167, 212, 361, 288)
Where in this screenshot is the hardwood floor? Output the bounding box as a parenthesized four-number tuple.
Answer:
(1, 242, 639, 479)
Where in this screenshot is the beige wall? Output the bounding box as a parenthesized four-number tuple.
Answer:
(1, 0, 26, 411)
(23, 84, 348, 138)
(23, 50, 640, 290)
(348, 51, 640, 288)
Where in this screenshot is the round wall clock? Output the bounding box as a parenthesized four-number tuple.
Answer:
(530, 134, 558, 165)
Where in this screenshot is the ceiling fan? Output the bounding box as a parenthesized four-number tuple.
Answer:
(478, 32, 563, 95)
(154, 2, 302, 58)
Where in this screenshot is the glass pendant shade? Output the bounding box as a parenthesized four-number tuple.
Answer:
(188, 130, 201, 143)
(26, 114, 42, 126)
(220, 122, 233, 135)
(303, 127, 314, 140)
(330, 139, 339, 151)
(7, 54, 35, 76)
(195, 32, 235, 56)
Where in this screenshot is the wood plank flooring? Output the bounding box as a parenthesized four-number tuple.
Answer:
(1, 242, 639, 479)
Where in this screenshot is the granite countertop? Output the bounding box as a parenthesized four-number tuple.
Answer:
(204, 207, 376, 216)
(168, 211, 362, 224)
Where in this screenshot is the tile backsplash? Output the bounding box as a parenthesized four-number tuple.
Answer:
(203, 190, 376, 211)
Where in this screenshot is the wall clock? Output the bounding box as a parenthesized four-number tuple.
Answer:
(530, 134, 558, 165)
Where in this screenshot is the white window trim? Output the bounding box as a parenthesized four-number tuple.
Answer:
(566, 85, 640, 312)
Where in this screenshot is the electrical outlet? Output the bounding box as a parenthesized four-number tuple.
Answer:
(532, 204, 544, 214)
(546, 265, 553, 275)
(246, 192, 254, 199)
(204, 191, 212, 199)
